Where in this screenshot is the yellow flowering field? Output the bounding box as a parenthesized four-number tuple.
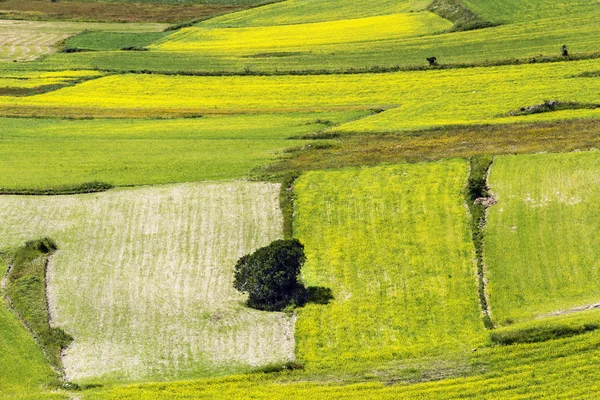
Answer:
(154, 12, 451, 53)
(0, 70, 102, 89)
(1, 59, 598, 129)
(201, 0, 429, 27)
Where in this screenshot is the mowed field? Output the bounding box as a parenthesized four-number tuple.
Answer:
(0, 60, 598, 128)
(293, 161, 485, 368)
(0, 182, 293, 383)
(485, 151, 600, 325)
(0, 20, 167, 62)
(0, 111, 364, 190)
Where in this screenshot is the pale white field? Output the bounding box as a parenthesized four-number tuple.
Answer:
(0, 182, 294, 383)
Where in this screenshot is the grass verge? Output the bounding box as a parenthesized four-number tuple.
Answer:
(0, 182, 113, 195)
(3, 239, 72, 370)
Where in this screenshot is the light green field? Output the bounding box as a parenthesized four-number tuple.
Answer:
(0, 259, 64, 400)
(2, 60, 597, 129)
(0, 182, 292, 384)
(293, 161, 485, 368)
(463, 0, 597, 24)
(486, 151, 600, 325)
(0, 112, 363, 190)
(201, 0, 429, 27)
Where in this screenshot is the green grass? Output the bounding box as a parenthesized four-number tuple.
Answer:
(486, 151, 600, 325)
(463, 0, 597, 24)
(293, 161, 485, 369)
(0, 182, 292, 384)
(0, 112, 364, 190)
(0, 256, 64, 400)
(64, 32, 168, 51)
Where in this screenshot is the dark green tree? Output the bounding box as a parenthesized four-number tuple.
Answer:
(233, 239, 306, 311)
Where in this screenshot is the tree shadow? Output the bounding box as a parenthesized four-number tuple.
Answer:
(305, 286, 334, 305)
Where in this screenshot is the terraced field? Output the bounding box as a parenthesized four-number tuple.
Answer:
(0, 182, 292, 383)
(1, 60, 598, 127)
(202, 0, 429, 27)
(486, 151, 600, 325)
(294, 161, 485, 368)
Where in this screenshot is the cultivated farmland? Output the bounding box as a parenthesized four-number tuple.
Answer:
(0, 182, 293, 383)
(293, 161, 485, 368)
(486, 151, 600, 325)
(1, 60, 598, 127)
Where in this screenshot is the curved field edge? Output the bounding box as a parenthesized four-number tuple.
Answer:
(0, 256, 64, 399)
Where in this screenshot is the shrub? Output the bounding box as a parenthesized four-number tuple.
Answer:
(234, 239, 306, 311)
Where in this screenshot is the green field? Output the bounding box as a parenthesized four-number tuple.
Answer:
(0, 258, 64, 400)
(0, 112, 363, 190)
(0, 182, 292, 384)
(294, 162, 485, 368)
(486, 151, 600, 325)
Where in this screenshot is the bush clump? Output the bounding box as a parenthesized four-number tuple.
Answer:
(234, 239, 306, 311)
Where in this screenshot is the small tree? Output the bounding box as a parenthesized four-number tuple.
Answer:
(234, 239, 306, 311)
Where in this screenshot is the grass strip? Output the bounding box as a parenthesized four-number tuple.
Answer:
(3, 239, 72, 370)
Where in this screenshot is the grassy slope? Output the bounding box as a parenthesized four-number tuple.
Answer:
(0, 182, 291, 384)
(0, 112, 364, 190)
(293, 162, 485, 369)
(0, 257, 64, 400)
(486, 151, 600, 325)
(463, 0, 596, 24)
(64, 32, 168, 51)
(1, 60, 598, 126)
(201, 0, 430, 27)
